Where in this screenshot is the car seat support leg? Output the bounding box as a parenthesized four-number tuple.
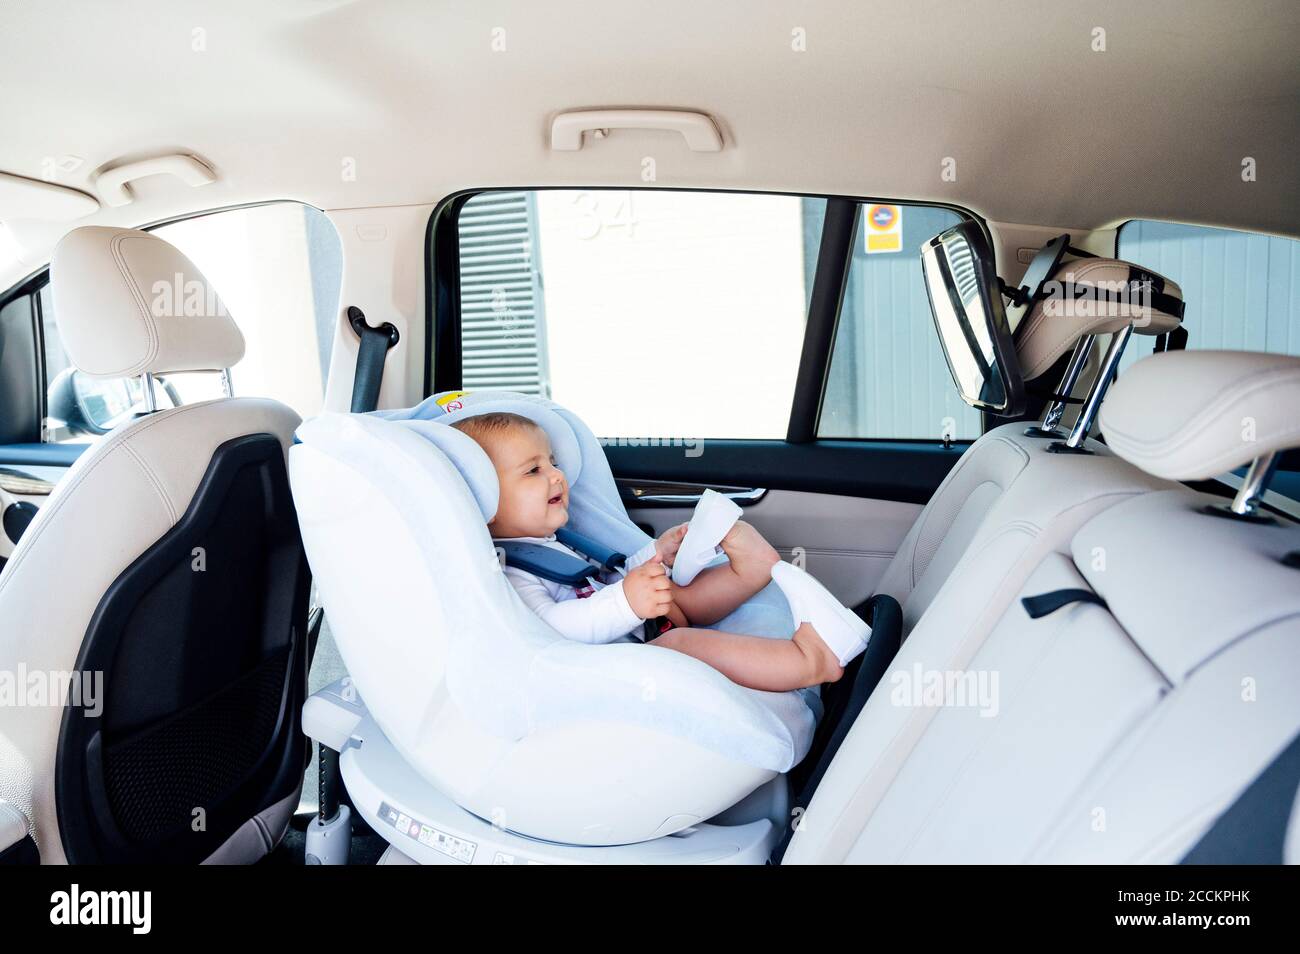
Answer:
(305, 743, 351, 865)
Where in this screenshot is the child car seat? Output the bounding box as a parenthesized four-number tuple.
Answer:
(290, 390, 818, 846)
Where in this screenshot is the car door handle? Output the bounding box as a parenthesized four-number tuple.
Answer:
(618, 479, 766, 507)
(0, 468, 55, 496)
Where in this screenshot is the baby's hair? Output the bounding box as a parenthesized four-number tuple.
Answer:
(450, 411, 542, 444)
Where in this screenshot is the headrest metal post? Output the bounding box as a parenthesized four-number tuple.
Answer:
(141, 372, 157, 413)
(1231, 451, 1278, 516)
(1041, 336, 1095, 434)
(219, 368, 232, 398)
(1063, 324, 1134, 449)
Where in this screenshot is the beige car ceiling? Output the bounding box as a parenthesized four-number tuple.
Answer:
(0, 0, 1296, 290)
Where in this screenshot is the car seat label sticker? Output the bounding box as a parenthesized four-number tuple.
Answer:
(436, 390, 470, 412)
(377, 800, 477, 863)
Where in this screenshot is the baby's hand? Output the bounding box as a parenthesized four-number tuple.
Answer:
(654, 523, 688, 567)
(623, 555, 675, 620)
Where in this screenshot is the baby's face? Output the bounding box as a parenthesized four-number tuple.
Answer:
(482, 424, 570, 538)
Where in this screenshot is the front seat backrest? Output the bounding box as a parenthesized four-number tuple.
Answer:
(0, 227, 310, 863)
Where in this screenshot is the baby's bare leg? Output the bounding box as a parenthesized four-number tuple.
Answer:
(669, 521, 780, 626)
(648, 623, 843, 692)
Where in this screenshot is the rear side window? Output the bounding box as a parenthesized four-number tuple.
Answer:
(816, 204, 982, 441)
(1117, 220, 1300, 367)
(458, 189, 821, 439)
(453, 190, 974, 441)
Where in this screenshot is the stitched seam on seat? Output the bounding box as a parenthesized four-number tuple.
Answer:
(1182, 609, 1300, 683)
(908, 435, 1027, 587)
(820, 489, 1141, 861)
(911, 478, 1003, 587)
(815, 521, 1044, 861)
(120, 442, 177, 524)
(107, 233, 160, 377)
(251, 812, 273, 852)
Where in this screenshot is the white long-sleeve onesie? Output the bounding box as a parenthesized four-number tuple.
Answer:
(496, 535, 660, 644)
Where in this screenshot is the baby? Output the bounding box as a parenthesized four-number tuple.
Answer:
(451, 411, 870, 693)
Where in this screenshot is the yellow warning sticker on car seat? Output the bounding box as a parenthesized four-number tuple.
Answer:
(436, 391, 470, 413)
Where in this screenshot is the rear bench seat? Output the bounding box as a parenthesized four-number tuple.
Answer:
(783, 350, 1300, 863)
(784, 258, 1184, 818)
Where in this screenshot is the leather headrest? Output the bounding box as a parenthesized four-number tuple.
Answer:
(1015, 258, 1183, 381)
(50, 226, 245, 378)
(1100, 350, 1300, 480)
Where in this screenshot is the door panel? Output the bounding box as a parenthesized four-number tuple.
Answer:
(608, 438, 964, 607)
(0, 446, 85, 567)
(626, 485, 922, 608)
(602, 439, 966, 506)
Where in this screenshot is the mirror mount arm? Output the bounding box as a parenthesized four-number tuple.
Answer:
(997, 276, 1031, 308)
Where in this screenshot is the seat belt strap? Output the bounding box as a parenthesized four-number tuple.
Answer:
(347, 306, 400, 413)
(1021, 588, 1108, 618)
(555, 527, 626, 572)
(495, 541, 599, 587)
(497, 532, 666, 642)
(1182, 729, 1300, 865)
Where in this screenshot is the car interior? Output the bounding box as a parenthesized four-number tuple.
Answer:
(0, 0, 1298, 875)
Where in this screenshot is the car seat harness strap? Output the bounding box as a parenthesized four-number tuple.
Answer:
(496, 532, 669, 641)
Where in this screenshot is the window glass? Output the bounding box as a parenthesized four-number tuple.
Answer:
(458, 189, 824, 439)
(817, 204, 982, 440)
(39, 202, 341, 442)
(1117, 220, 1300, 369)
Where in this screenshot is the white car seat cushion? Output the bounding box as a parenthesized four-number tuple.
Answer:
(50, 226, 245, 378)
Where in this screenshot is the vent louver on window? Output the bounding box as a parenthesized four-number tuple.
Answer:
(457, 192, 550, 396)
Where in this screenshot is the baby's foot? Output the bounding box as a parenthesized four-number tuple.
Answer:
(771, 561, 872, 667)
(719, 520, 780, 582)
(793, 622, 846, 685)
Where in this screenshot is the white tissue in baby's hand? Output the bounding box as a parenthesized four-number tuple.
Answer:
(671, 488, 743, 586)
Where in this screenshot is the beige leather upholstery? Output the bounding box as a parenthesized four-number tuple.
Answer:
(50, 226, 245, 378)
(874, 430, 1035, 634)
(787, 352, 1300, 864)
(1100, 350, 1300, 480)
(786, 429, 1173, 862)
(0, 798, 28, 853)
(0, 398, 299, 863)
(0, 226, 301, 864)
(1015, 258, 1182, 380)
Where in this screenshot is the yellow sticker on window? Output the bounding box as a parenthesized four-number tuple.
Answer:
(865, 204, 902, 254)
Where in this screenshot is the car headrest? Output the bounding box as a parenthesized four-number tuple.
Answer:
(1014, 258, 1184, 381)
(1099, 350, 1300, 480)
(50, 226, 245, 379)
